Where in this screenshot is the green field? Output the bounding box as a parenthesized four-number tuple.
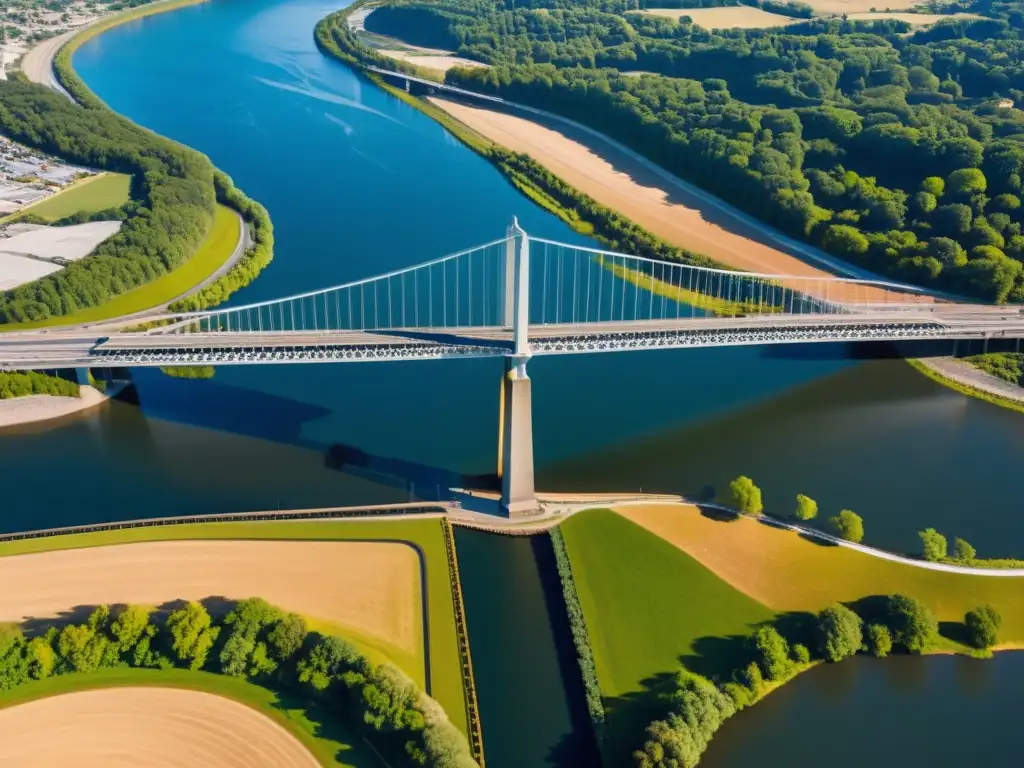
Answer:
(0, 667, 378, 767)
(3, 173, 132, 223)
(0, 204, 240, 330)
(0, 516, 469, 738)
(559, 508, 773, 760)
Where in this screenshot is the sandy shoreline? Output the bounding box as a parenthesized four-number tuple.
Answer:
(0, 384, 111, 429)
(0, 687, 319, 767)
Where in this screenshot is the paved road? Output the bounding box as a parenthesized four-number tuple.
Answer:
(19, 29, 77, 100)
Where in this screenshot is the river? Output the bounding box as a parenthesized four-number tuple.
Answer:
(3, 0, 1023, 764)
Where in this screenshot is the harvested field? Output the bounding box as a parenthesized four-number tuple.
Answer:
(0, 687, 319, 767)
(638, 7, 798, 28)
(843, 11, 983, 24)
(797, 0, 916, 12)
(378, 50, 487, 73)
(0, 539, 422, 660)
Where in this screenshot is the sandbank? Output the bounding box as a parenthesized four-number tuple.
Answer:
(0, 384, 109, 429)
(638, 7, 798, 28)
(0, 687, 319, 767)
(0, 539, 421, 657)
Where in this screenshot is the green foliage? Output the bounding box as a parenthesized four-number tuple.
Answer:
(919, 528, 948, 562)
(267, 614, 308, 662)
(866, 623, 892, 659)
(0, 371, 78, 399)
(793, 493, 817, 521)
(550, 527, 605, 747)
(815, 604, 862, 663)
(965, 605, 1002, 650)
(110, 605, 155, 652)
(965, 352, 1024, 385)
(828, 509, 864, 543)
(790, 643, 811, 665)
(751, 625, 792, 682)
(165, 602, 220, 671)
(633, 672, 736, 768)
(884, 594, 938, 654)
(725, 476, 763, 516)
(328, 0, 1024, 302)
(159, 366, 216, 379)
(953, 537, 977, 561)
(947, 168, 988, 198)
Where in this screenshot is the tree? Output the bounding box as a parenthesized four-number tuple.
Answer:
(991, 193, 1021, 211)
(928, 237, 967, 268)
(866, 624, 892, 659)
(267, 614, 307, 661)
(964, 605, 1001, 650)
(791, 643, 811, 664)
(947, 168, 988, 198)
(913, 191, 937, 215)
(165, 602, 220, 670)
(752, 625, 792, 682)
(297, 635, 363, 692)
(25, 637, 54, 680)
(921, 176, 945, 197)
(933, 203, 973, 236)
(822, 224, 869, 258)
(725, 476, 763, 516)
(953, 537, 976, 561)
(223, 598, 280, 640)
(885, 594, 938, 653)
(110, 605, 154, 652)
(828, 510, 864, 543)
(816, 604, 862, 662)
(918, 528, 947, 562)
(793, 494, 818, 522)
(908, 66, 939, 92)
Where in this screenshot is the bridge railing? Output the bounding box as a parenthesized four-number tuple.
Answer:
(149, 228, 935, 339)
(527, 238, 934, 326)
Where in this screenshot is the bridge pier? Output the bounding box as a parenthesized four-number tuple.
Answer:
(497, 356, 537, 518)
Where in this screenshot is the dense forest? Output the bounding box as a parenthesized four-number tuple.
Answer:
(365, 0, 1024, 301)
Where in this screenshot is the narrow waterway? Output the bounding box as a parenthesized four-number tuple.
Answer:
(1, 0, 1023, 764)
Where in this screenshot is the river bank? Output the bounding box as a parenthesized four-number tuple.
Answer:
(0, 383, 109, 429)
(909, 357, 1024, 414)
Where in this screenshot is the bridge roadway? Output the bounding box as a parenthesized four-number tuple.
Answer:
(2, 305, 1023, 369)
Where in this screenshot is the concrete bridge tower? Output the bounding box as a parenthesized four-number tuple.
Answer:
(496, 219, 539, 518)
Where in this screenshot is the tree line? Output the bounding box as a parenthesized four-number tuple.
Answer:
(365, 0, 1024, 302)
(0, 598, 476, 767)
(633, 594, 1001, 767)
(0, 370, 78, 399)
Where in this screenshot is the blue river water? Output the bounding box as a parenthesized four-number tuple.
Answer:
(2, 1, 1023, 766)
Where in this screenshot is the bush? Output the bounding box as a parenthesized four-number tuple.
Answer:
(866, 624, 892, 659)
(828, 510, 864, 543)
(725, 476, 763, 516)
(965, 605, 1001, 650)
(953, 537, 977, 561)
(884, 595, 938, 654)
(790, 643, 811, 664)
(751, 625, 792, 682)
(793, 493, 817, 521)
(919, 528, 947, 562)
(0, 371, 79, 399)
(815, 604, 862, 663)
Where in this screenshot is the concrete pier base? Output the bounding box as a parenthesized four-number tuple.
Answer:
(497, 357, 539, 518)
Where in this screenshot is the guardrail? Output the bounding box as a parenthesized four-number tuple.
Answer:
(0, 502, 449, 543)
(440, 518, 486, 765)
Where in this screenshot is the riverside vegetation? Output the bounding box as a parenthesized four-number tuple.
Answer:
(0, 5, 273, 324)
(0, 370, 78, 398)
(558, 507, 1022, 767)
(365, 0, 1024, 302)
(0, 598, 476, 767)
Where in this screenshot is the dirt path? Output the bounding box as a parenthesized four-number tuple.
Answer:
(0, 687, 319, 767)
(20, 29, 77, 98)
(0, 539, 421, 656)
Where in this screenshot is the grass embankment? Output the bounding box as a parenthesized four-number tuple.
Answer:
(560, 506, 1024, 760)
(0, 517, 469, 738)
(0, 668, 376, 768)
(907, 358, 1024, 415)
(1, 172, 131, 223)
(2, 204, 239, 329)
(315, 5, 765, 318)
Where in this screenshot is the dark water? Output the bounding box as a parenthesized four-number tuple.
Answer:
(1, 0, 1021, 763)
(453, 528, 599, 768)
(702, 654, 1024, 767)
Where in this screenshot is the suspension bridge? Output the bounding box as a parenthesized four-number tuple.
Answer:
(3, 221, 1023, 516)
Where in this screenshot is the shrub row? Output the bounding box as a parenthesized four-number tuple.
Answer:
(0, 597, 476, 766)
(0, 370, 79, 399)
(549, 526, 606, 752)
(440, 519, 486, 765)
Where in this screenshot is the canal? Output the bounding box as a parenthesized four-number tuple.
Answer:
(1, 0, 1022, 764)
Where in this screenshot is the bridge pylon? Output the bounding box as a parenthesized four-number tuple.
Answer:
(497, 218, 539, 518)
